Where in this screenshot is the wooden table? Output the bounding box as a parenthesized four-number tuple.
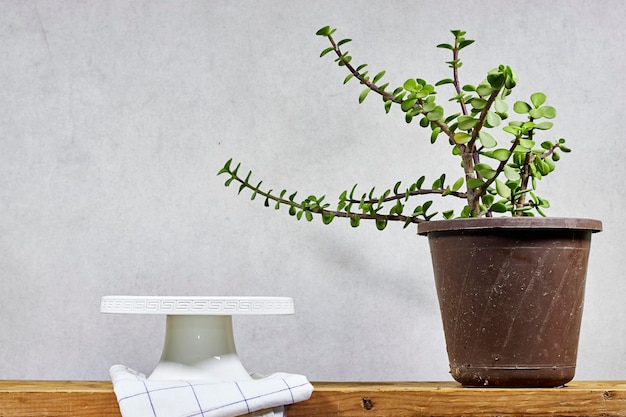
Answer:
(1, 380, 625, 416)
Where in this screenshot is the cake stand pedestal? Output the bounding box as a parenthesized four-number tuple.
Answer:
(100, 296, 294, 381)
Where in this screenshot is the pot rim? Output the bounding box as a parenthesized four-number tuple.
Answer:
(417, 217, 602, 235)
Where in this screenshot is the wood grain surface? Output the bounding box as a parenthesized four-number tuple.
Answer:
(1, 380, 625, 417)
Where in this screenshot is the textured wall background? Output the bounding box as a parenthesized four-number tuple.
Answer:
(1, 0, 624, 381)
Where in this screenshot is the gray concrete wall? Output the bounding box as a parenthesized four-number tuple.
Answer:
(1, 0, 624, 381)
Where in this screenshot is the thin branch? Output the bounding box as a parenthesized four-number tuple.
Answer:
(222, 169, 427, 224)
(345, 187, 467, 205)
(328, 35, 456, 142)
(452, 39, 469, 116)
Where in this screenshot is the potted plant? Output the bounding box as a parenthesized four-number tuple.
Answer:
(218, 26, 602, 387)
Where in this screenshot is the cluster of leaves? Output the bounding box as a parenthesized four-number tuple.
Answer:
(218, 26, 570, 229)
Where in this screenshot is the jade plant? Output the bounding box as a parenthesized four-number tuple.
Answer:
(218, 26, 569, 230)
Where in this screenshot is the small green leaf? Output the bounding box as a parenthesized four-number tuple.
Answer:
(452, 177, 464, 192)
(503, 125, 522, 135)
(481, 194, 494, 206)
(217, 158, 232, 175)
(445, 112, 461, 123)
(422, 99, 436, 112)
(514, 144, 531, 154)
(531, 92, 546, 108)
(343, 73, 354, 84)
(457, 115, 479, 130)
(454, 132, 472, 144)
(503, 165, 521, 181)
(403, 78, 419, 92)
(359, 88, 371, 103)
(519, 138, 535, 148)
(442, 210, 455, 219)
(316, 26, 332, 36)
(513, 101, 531, 114)
(322, 212, 334, 225)
(491, 148, 511, 161)
(495, 179, 511, 198)
(467, 178, 485, 189)
(401, 98, 418, 112)
(390, 200, 403, 216)
(430, 126, 442, 144)
(476, 84, 493, 97)
(487, 73, 505, 89)
(349, 214, 360, 228)
(470, 98, 488, 110)
(320, 47, 334, 57)
(475, 163, 497, 179)
(336, 53, 352, 66)
(494, 97, 508, 113)
(384, 100, 392, 114)
(540, 106, 557, 119)
(426, 107, 444, 121)
(446, 59, 462, 69)
(436, 43, 454, 50)
(529, 108, 543, 119)
(375, 218, 388, 230)
(373, 70, 386, 83)
(435, 78, 454, 86)
(490, 201, 508, 213)
(485, 111, 502, 127)
(458, 39, 475, 49)
(460, 205, 472, 217)
(337, 38, 352, 46)
(478, 131, 498, 148)
(534, 121, 553, 130)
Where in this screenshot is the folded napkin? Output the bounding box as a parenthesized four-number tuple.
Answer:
(110, 365, 313, 417)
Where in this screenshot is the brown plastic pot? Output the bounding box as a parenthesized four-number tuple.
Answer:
(418, 217, 602, 387)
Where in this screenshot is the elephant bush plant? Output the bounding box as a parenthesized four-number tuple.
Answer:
(218, 26, 569, 230)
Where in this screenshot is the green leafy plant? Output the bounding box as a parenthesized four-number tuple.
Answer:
(218, 26, 569, 230)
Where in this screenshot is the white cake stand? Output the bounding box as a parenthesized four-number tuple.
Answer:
(100, 296, 294, 381)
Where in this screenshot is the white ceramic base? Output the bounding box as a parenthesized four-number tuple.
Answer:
(101, 296, 294, 381)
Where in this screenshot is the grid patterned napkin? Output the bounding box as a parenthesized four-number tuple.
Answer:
(110, 365, 313, 417)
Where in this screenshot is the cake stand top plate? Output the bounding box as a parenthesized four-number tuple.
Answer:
(100, 296, 294, 315)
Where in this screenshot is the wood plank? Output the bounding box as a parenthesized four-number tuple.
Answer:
(1, 381, 625, 417)
(286, 381, 626, 417)
(0, 381, 120, 417)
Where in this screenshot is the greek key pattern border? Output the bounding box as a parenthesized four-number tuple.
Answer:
(101, 296, 294, 315)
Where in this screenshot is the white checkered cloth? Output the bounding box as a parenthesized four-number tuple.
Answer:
(110, 365, 313, 417)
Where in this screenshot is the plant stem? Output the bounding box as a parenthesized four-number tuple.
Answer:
(452, 38, 468, 117)
(221, 166, 427, 224)
(345, 187, 467, 205)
